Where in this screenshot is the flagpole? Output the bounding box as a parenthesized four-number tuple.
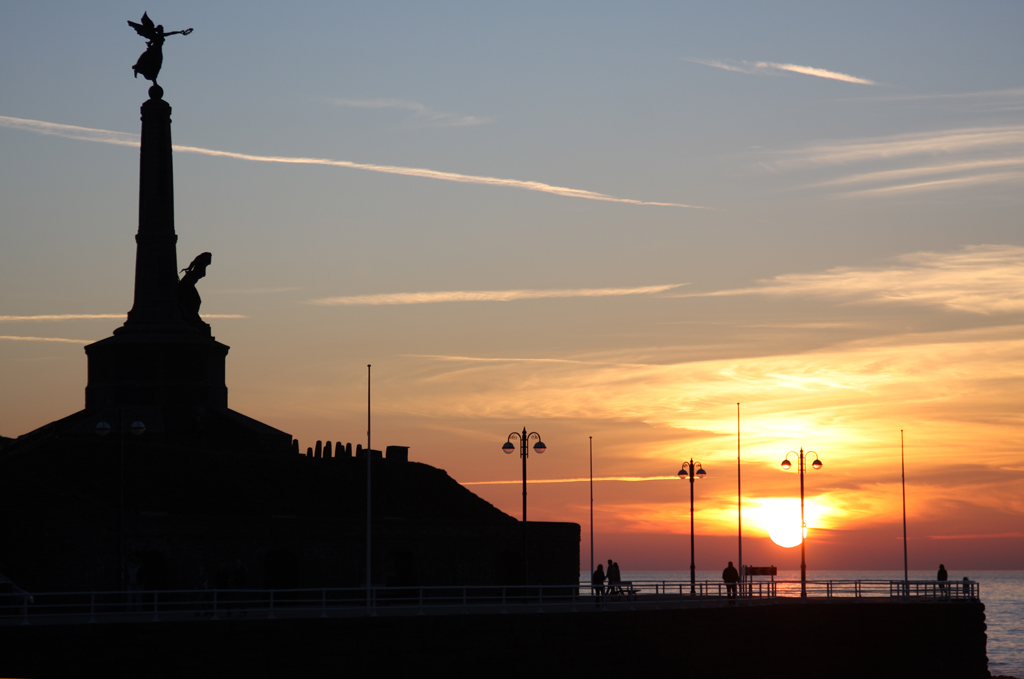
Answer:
(589, 436, 594, 579)
(901, 429, 908, 596)
(366, 364, 372, 607)
(737, 402, 743, 594)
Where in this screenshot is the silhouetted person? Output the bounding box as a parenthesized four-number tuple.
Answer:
(592, 564, 606, 605)
(962, 576, 970, 598)
(127, 557, 143, 611)
(937, 564, 948, 597)
(128, 13, 193, 83)
(192, 565, 210, 617)
(215, 561, 236, 616)
(178, 252, 212, 326)
(723, 561, 740, 599)
(608, 560, 621, 594)
(233, 559, 250, 616)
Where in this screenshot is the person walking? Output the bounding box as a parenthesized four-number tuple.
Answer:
(722, 561, 740, 601)
(592, 563, 606, 605)
(937, 564, 948, 598)
(127, 556, 144, 612)
(607, 560, 621, 596)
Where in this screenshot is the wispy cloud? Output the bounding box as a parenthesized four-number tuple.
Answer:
(843, 87, 1024, 113)
(0, 335, 89, 343)
(0, 313, 245, 321)
(683, 245, 1024, 314)
(864, 87, 1024, 102)
(307, 283, 685, 306)
(403, 354, 651, 369)
(781, 125, 1024, 168)
(773, 125, 1024, 196)
(331, 98, 493, 127)
(808, 156, 1024, 189)
(926, 532, 1024, 540)
(689, 58, 875, 85)
(0, 116, 701, 208)
(840, 171, 1024, 197)
(381, 323, 1024, 480)
(463, 475, 677, 485)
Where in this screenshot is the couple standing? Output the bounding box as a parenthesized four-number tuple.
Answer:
(592, 559, 621, 600)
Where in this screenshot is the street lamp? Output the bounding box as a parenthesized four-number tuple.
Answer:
(781, 447, 822, 598)
(677, 458, 707, 595)
(96, 409, 145, 590)
(502, 427, 546, 580)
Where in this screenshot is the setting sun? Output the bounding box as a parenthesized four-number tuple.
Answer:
(766, 501, 806, 548)
(745, 498, 812, 549)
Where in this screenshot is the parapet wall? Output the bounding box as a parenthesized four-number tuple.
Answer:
(2, 600, 988, 678)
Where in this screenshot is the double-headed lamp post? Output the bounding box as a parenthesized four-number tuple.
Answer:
(677, 458, 707, 595)
(781, 447, 822, 598)
(502, 428, 547, 577)
(95, 410, 146, 590)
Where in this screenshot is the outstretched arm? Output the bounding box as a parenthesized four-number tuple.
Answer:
(164, 28, 194, 37)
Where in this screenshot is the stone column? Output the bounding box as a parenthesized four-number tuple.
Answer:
(124, 85, 181, 329)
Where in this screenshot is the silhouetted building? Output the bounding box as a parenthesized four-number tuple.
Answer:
(0, 86, 578, 593)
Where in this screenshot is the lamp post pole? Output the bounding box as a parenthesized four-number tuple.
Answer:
(502, 428, 546, 582)
(95, 409, 145, 591)
(677, 458, 706, 595)
(781, 447, 822, 598)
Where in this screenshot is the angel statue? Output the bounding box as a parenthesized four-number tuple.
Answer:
(128, 13, 193, 83)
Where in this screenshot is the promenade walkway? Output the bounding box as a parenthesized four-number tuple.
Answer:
(0, 579, 979, 627)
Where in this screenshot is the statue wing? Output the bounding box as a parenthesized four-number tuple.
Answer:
(128, 12, 158, 39)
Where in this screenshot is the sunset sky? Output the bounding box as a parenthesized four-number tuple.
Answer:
(2, 2, 1022, 572)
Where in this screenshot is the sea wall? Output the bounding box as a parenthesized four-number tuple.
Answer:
(3, 600, 987, 678)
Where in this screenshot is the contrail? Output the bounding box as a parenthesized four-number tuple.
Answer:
(307, 283, 685, 306)
(764, 62, 875, 85)
(0, 314, 125, 322)
(0, 313, 246, 322)
(0, 335, 90, 344)
(0, 115, 704, 208)
(688, 58, 875, 85)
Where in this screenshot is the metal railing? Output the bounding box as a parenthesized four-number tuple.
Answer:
(603, 578, 979, 601)
(0, 579, 979, 626)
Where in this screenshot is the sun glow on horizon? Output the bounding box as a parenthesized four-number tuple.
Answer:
(746, 498, 831, 548)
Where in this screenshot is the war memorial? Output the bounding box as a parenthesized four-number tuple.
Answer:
(0, 17, 993, 678)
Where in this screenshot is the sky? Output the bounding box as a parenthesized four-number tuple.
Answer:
(2, 1, 1023, 573)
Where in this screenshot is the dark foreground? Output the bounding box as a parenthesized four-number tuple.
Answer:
(1, 599, 988, 678)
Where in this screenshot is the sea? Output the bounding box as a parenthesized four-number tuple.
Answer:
(588, 569, 1023, 678)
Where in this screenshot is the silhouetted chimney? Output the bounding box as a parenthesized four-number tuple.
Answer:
(386, 446, 409, 463)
